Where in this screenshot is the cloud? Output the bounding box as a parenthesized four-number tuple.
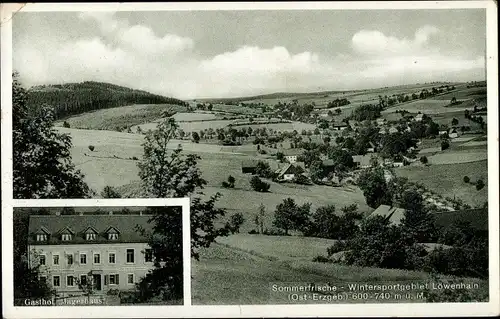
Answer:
(351, 25, 440, 56)
(14, 15, 485, 99)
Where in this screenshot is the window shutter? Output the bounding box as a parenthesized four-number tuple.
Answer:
(104, 275, 108, 285)
(116, 274, 119, 285)
(74, 252, 78, 265)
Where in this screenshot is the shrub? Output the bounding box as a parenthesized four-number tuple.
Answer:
(62, 121, 71, 128)
(476, 179, 485, 190)
(463, 176, 470, 183)
(221, 181, 230, 188)
(228, 213, 245, 234)
(441, 140, 450, 151)
(327, 241, 348, 256)
(420, 156, 428, 164)
(248, 229, 258, 234)
(250, 176, 270, 192)
(88, 145, 95, 152)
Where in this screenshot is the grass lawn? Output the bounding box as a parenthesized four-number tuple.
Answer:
(55, 104, 186, 130)
(192, 242, 488, 304)
(396, 160, 488, 207)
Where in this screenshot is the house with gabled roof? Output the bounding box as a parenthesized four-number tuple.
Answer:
(276, 163, 304, 181)
(28, 213, 155, 297)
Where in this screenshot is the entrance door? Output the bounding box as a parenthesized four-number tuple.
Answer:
(92, 274, 102, 291)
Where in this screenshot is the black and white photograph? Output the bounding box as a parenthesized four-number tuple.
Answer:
(13, 204, 185, 306)
(2, 1, 499, 318)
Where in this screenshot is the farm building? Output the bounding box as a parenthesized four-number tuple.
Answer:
(367, 141, 377, 153)
(241, 160, 258, 174)
(283, 148, 304, 163)
(276, 163, 304, 181)
(369, 205, 406, 225)
(332, 123, 348, 131)
(388, 126, 398, 134)
(414, 113, 426, 122)
(448, 128, 459, 139)
(352, 154, 379, 169)
(376, 118, 386, 126)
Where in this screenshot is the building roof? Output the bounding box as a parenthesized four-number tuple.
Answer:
(352, 154, 378, 167)
(322, 159, 335, 167)
(28, 214, 154, 245)
(370, 205, 406, 224)
(283, 148, 305, 156)
(415, 113, 425, 119)
(276, 163, 293, 177)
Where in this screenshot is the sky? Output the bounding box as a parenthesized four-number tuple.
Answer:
(13, 9, 486, 99)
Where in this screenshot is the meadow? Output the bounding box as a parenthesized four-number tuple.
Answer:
(54, 104, 186, 130)
(191, 242, 488, 304)
(396, 159, 488, 207)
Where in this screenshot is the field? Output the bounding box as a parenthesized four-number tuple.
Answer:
(396, 160, 488, 207)
(192, 241, 488, 304)
(133, 119, 236, 132)
(382, 99, 472, 115)
(60, 127, 371, 223)
(54, 104, 186, 130)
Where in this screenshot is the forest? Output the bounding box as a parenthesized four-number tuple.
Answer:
(26, 81, 188, 119)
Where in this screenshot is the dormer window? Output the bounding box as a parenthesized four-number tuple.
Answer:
(36, 234, 47, 242)
(35, 227, 50, 242)
(58, 226, 74, 242)
(105, 227, 120, 241)
(84, 227, 99, 241)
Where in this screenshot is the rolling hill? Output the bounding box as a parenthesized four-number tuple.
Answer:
(26, 81, 188, 119)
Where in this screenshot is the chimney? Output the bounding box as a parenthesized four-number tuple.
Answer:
(109, 211, 113, 215)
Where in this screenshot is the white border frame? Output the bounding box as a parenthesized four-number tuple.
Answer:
(1, 1, 499, 318)
(3, 198, 192, 318)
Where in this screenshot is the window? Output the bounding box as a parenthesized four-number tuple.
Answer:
(86, 233, 96, 241)
(53, 276, 60, 287)
(145, 249, 153, 262)
(80, 253, 87, 265)
(39, 276, 47, 283)
(126, 249, 134, 263)
(108, 253, 116, 264)
(53, 254, 59, 265)
(127, 274, 134, 285)
(108, 233, 118, 240)
(109, 274, 119, 285)
(80, 275, 87, 286)
(36, 234, 47, 242)
(67, 275, 75, 287)
(61, 234, 72, 241)
(39, 255, 46, 266)
(93, 253, 100, 264)
(67, 254, 73, 265)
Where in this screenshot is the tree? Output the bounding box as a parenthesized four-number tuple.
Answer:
(450, 97, 457, 105)
(335, 108, 342, 115)
(192, 131, 200, 143)
(63, 121, 71, 128)
(323, 136, 331, 144)
(255, 203, 266, 234)
(101, 185, 121, 198)
(451, 118, 459, 126)
(227, 175, 236, 188)
(357, 167, 392, 208)
(276, 152, 285, 162)
(398, 188, 437, 242)
(420, 156, 428, 164)
(76, 273, 97, 303)
(273, 198, 311, 235)
(136, 118, 230, 301)
(228, 213, 245, 234)
(250, 176, 270, 192)
(463, 176, 470, 183)
(441, 140, 450, 151)
(476, 179, 485, 190)
(12, 72, 91, 199)
(255, 161, 272, 178)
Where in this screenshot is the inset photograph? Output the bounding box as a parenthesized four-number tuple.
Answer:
(13, 205, 184, 306)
